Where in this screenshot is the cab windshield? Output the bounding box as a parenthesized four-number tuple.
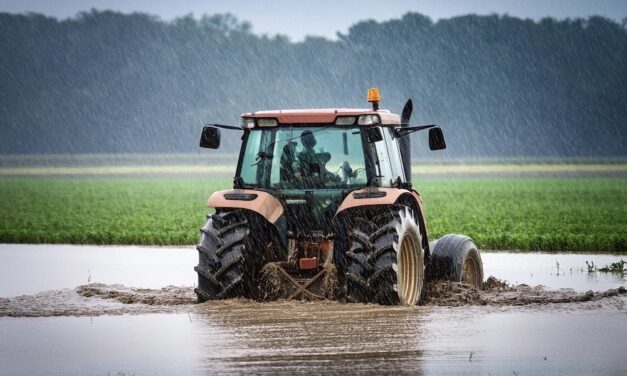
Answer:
(238, 126, 371, 189)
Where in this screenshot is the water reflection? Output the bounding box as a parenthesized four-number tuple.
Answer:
(1, 301, 625, 374)
(193, 301, 427, 374)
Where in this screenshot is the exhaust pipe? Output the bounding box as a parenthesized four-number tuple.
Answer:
(400, 99, 413, 183)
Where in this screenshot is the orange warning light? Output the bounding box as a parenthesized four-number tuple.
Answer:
(367, 87, 381, 103)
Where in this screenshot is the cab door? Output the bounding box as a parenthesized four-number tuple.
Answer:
(373, 127, 406, 186)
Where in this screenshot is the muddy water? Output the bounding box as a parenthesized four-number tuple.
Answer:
(0, 244, 624, 297)
(1, 301, 625, 374)
(0, 244, 625, 375)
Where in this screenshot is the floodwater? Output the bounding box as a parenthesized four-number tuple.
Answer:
(0, 245, 625, 375)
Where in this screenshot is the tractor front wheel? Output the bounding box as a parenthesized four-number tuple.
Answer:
(429, 234, 483, 288)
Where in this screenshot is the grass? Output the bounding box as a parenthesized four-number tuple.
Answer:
(0, 178, 227, 245)
(0, 177, 625, 253)
(586, 260, 625, 273)
(420, 178, 626, 253)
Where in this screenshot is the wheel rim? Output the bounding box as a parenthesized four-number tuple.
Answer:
(397, 232, 420, 305)
(461, 257, 479, 287)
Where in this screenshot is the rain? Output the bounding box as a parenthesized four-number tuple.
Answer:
(0, 1, 626, 375)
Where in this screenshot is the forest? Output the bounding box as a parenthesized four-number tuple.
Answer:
(1, 11, 625, 157)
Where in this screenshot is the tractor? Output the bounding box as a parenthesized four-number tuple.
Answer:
(194, 88, 483, 305)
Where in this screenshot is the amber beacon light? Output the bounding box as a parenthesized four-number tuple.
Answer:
(367, 87, 381, 110)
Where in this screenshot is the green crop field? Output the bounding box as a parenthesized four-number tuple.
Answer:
(0, 177, 625, 253)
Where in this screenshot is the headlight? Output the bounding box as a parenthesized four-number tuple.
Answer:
(257, 118, 278, 127)
(242, 118, 255, 129)
(335, 116, 356, 126)
(357, 114, 381, 125)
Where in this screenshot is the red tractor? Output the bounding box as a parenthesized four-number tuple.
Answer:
(195, 88, 483, 305)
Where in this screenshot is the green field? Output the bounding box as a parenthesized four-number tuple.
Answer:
(0, 177, 625, 253)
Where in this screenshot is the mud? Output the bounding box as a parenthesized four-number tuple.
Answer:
(0, 285, 196, 317)
(257, 263, 292, 300)
(77, 283, 196, 305)
(320, 264, 341, 297)
(423, 276, 626, 307)
(2, 276, 624, 317)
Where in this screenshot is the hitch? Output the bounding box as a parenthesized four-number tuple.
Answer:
(258, 261, 339, 301)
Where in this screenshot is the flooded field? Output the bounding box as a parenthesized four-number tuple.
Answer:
(0, 244, 625, 375)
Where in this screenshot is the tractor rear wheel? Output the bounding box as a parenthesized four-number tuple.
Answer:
(430, 234, 483, 288)
(194, 209, 280, 302)
(342, 206, 425, 305)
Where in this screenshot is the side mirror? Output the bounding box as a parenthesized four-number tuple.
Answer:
(200, 126, 221, 149)
(366, 127, 383, 143)
(428, 127, 446, 150)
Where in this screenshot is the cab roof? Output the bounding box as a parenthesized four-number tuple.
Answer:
(241, 108, 401, 125)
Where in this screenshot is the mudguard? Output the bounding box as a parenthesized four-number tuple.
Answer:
(335, 187, 429, 244)
(207, 189, 284, 224)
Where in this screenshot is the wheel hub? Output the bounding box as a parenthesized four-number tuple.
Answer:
(461, 258, 479, 287)
(397, 232, 422, 305)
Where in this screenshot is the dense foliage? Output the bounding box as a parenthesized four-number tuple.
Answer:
(0, 177, 624, 253)
(1, 11, 626, 157)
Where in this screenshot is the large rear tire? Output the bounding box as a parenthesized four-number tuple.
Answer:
(430, 234, 483, 288)
(194, 209, 281, 302)
(342, 206, 425, 305)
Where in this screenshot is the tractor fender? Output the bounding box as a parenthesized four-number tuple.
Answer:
(207, 189, 284, 224)
(336, 188, 423, 215)
(335, 187, 429, 248)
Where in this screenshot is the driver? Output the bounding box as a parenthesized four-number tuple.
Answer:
(297, 130, 340, 182)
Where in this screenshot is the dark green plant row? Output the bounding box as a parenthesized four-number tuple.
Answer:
(0, 177, 625, 253)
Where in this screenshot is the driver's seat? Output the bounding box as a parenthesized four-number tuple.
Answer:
(280, 142, 296, 184)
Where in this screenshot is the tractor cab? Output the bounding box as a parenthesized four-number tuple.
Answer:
(233, 109, 409, 235)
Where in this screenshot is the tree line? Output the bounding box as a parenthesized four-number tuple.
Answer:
(0, 11, 625, 157)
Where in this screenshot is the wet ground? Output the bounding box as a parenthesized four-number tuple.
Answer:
(0, 244, 625, 375)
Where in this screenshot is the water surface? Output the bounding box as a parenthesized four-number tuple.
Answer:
(0, 244, 624, 375)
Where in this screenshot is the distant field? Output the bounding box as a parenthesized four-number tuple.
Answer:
(1, 153, 626, 177)
(1, 163, 626, 176)
(0, 177, 625, 253)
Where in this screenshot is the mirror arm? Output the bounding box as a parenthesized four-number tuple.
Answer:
(205, 123, 243, 131)
(395, 124, 438, 138)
